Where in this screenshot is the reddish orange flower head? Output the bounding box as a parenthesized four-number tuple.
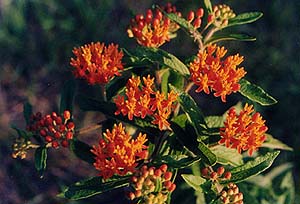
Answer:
(127, 3, 181, 48)
(189, 44, 246, 102)
(219, 104, 268, 156)
(70, 42, 124, 85)
(91, 123, 148, 180)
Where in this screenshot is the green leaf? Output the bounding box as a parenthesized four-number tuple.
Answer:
(197, 140, 217, 166)
(161, 69, 185, 95)
(262, 134, 293, 151)
(211, 145, 244, 166)
(181, 174, 206, 192)
(204, 116, 224, 129)
(205, 33, 256, 45)
(105, 72, 131, 101)
(61, 176, 129, 200)
(135, 47, 190, 76)
(11, 125, 32, 140)
(239, 79, 277, 106)
(70, 139, 95, 164)
(222, 151, 280, 184)
(161, 69, 170, 95)
(34, 147, 47, 177)
(23, 101, 32, 124)
(154, 155, 201, 169)
(60, 79, 76, 114)
(165, 13, 195, 32)
(170, 85, 207, 133)
(203, 0, 213, 13)
(227, 12, 263, 27)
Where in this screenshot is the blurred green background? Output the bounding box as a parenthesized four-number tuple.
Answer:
(0, 0, 299, 203)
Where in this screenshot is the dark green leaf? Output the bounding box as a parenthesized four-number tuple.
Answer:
(135, 47, 190, 76)
(197, 140, 217, 166)
(34, 147, 47, 177)
(60, 79, 76, 114)
(105, 72, 131, 101)
(239, 79, 277, 106)
(222, 151, 280, 184)
(23, 101, 32, 124)
(70, 139, 95, 164)
(170, 85, 207, 133)
(262, 134, 293, 151)
(205, 33, 256, 45)
(61, 176, 129, 200)
(181, 174, 206, 192)
(211, 145, 243, 166)
(204, 0, 213, 13)
(161, 69, 185, 95)
(11, 125, 32, 140)
(153, 155, 201, 169)
(227, 12, 263, 27)
(165, 13, 195, 32)
(171, 114, 187, 128)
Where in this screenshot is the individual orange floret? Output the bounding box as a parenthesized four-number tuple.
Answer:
(91, 123, 148, 180)
(127, 3, 181, 48)
(114, 75, 178, 130)
(189, 44, 246, 102)
(219, 104, 268, 156)
(70, 42, 123, 85)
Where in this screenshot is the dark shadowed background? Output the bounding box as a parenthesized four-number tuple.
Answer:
(0, 0, 299, 203)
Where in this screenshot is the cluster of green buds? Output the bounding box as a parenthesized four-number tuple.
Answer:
(220, 183, 244, 204)
(127, 164, 176, 204)
(11, 138, 35, 159)
(208, 4, 236, 28)
(201, 166, 232, 182)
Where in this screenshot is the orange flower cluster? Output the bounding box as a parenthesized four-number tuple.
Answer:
(114, 75, 178, 130)
(189, 44, 246, 102)
(91, 123, 148, 180)
(26, 111, 74, 148)
(219, 104, 268, 156)
(127, 3, 181, 47)
(127, 164, 176, 203)
(70, 42, 124, 85)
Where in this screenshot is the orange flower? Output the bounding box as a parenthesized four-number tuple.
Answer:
(70, 42, 123, 85)
(189, 44, 246, 102)
(91, 123, 148, 180)
(114, 75, 178, 130)
(219, 104, 268, 156)
(127, 3, 181, 48)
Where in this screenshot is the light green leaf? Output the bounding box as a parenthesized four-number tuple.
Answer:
(34, 147, 47, 177)
(70, 139, 95, 164)
(181, 174, 206, 192)
(239, 79, 277, 106)
(23, 101, 32, 124)
(222, 151, 280, 184)
(204, 0, 213, 13)
(135, 47, 190, 76)
(165, 13, 195, 32)
(211, 145, 244, 166)
(204, 116, 224, 129)
(205, 33, 256, 45)
(227, 12, 263, 27)
(61, 176, 130, 200)
(262, 134, 293, 151)
(60, 79, 76, 114)
(161, 69, 170, 95)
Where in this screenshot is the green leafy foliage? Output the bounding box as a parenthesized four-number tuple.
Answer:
(11, 125, 32, 140)
(227, 12, 263, 27)
(61, 176, 130, 200)
(262, 134, 293, 151)
(204, 33, 256, 45)
(153, 155, 201, 169)
(34, 147, 47, 177)
(223, 151, 280, 183)
(60, 79, 76, 114)
(211, 145, 244, 166)
(23, 101, 32, 124)
(181, 174, 206, 192)
(204, 0, 213, 13)
(70, 139, 95, 164)
(165, 13, 196, 32)
(239, 79, 277, 105)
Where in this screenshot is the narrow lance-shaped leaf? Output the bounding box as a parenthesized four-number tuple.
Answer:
(165, 12, 195, 32)
(211, 145, 244, 166)
(60, 79, 76, 114)
(70, 139, 96, 164)
(204, 0, 213, 13)
(134, 46, 190, 76)
(221, 151, 280, 184)
(262, 134, 293, 151)
(239, 79, 277, 106)
(61, 176, 130, 200)
(11, 125, 32, 140)
(23, 101, 32, 124)
(204, 33, 256, 45)
(227, 12, 263, 27)
(35, 147, 47, 177)
(181, 174, 206, 192)
(153, 155, 201, 169)
(198, 140, 217, 166)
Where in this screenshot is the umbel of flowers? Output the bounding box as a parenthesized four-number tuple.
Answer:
(91, 123, 148, 179)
